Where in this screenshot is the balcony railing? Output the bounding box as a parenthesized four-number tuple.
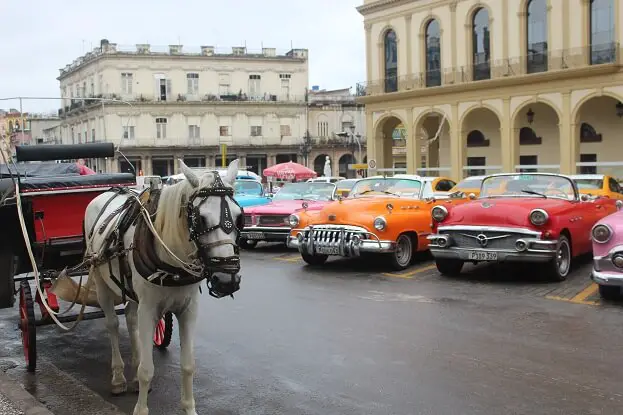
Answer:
(357, 43, 620, 97)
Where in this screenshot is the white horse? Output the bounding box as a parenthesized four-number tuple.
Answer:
(82, 159, 243, 415)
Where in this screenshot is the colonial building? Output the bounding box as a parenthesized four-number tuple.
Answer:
(307, 87, 367, 178)
(57, 39, 317, 176)
(357, 0, 623, 180)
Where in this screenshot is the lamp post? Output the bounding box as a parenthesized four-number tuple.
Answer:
(299, 130, 312, 167)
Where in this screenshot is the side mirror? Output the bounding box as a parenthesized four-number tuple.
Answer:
(468, 193, 476, 200)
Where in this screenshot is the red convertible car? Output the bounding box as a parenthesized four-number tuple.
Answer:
(427, 173, 622, 281)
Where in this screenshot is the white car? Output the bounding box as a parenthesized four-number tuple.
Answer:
(307, 176, 345, 184)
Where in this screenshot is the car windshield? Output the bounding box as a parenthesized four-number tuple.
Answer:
(480, 174, 576, 200)
(272, 182, 336, 201)
(573, 178, 603, 190)
(350, 178, 422, 198)
(455, 178, 483, 189)
(337, 180, 357, 191)
(234, 180, 263, 195)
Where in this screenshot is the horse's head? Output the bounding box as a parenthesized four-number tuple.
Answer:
(178, 159, 243, 297)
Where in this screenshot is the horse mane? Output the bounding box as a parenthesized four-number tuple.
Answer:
(152, 172, 222, 265)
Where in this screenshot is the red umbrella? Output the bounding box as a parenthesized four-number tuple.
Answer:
(263, 161, 317, 181)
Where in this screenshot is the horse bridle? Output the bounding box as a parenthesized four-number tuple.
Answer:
(186, 172, 244, 298)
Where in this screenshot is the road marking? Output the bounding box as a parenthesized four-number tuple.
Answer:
(383, 264, 437, 279)
(546, 283, 600, 305)
(273, 255, 302, 262)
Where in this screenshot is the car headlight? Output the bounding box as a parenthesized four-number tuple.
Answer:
(373, 216, 387, 231)
(616, 200, 623, 210)
(529, 209, 548, 226)
(431, 205, 448, 222)
(288, 214, 299, 228)
(592, 224, 612, 244)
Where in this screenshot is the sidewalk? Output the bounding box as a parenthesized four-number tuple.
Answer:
(0, 370, 54, 415)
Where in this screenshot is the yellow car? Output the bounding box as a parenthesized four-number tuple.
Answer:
(571, 174, 623, 200)
(448, 175, 485, 197)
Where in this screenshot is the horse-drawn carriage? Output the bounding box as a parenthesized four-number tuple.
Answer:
(0, 142, 174, 372)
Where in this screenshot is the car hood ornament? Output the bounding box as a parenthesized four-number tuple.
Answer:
(481, 202, 494, 208)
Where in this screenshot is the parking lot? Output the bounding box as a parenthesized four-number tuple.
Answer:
(1, 244, 622, 415)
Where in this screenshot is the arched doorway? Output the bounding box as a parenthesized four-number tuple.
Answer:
(513, 102, 560, 172)
(314, 154, 330, 177)
(574, 95, 623, 175)
(338, 154, 356, 178)
(414, 112, 451, 176)
(374, 116, 405, 173)
(460, 107, 502, 178)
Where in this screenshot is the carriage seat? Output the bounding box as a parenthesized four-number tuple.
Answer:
(18, 173, 136, 192)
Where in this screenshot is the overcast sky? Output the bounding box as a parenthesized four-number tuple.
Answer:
(0, 0, 365, 114)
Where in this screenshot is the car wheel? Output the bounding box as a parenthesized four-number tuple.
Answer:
(301, 252, 328, 266)
(598, 284, 622, 301)
(388, 234, 413, 271)
(547, 235, 571, 282)
(435, 259, 464, 276)
(239, 239, 257, 250)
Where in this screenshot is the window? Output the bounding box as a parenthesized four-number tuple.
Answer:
(82, 82, 87, 97)
(156, 118, 167, 139)
(218, 73, 230, 95)
(519, 155, 538, 172)
(89, 78, 95, 96)
(341, 121, 354, 132)
(219, 126, 230, 136)
(123, 126, 135, 139)
(472, 8, 491, 80)
(250, 126, 262, 137)
(91, 128, 96, 142)
(580, 153, 597, 174)
(608, 178, 623, 194)
(121, 73, 133, 94)
(466, 157, 486, 176)
(519, 127, 542, 145)
(580, 123, 602, 142)
(98, 74, 103, 94)
(318, 121, 329, 137)
(425, 20, 442, 87)
(249, 74, 261, 97)
(280, 74, 291, 100)
(156, 78, 171, 101)
(75, 84, 80, 98)
(187, 73, 199, 96)
(188, 125, 200, 138)
(71, 127, 75, 144)
(466, 130, 490, 147)
(383, 29, 398, 92)
(280, 125, 291, 136)
(77, 132, 81, 144)
(526, 0, 548, 73)
(590, 0, 615, 64)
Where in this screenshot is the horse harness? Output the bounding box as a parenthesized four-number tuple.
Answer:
(92, 174, 244, 303)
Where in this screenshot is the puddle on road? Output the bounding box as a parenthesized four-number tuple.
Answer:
(356, 291, 436, 303)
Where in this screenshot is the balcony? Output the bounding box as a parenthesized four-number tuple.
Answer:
(356, 43, 620, 97)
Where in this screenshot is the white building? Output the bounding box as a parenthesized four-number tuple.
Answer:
(58, 39, 317, 176)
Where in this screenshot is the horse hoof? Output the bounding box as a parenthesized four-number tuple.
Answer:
(129, 381, 153, 394)
(111, 384, 127, 396)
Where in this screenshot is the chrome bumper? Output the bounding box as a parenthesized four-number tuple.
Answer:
(591, 248, 623, 286)
(591, 270, 623, 286)
(427, 227, 557, 263)
(241, 226, 290, 242)
(289, 225, 395, 257)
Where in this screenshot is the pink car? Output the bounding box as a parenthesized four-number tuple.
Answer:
(591, 204, 623, 300)
(240, 181, 337, 248)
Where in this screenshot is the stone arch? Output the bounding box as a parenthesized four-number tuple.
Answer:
(418, 14, 444, 35)
(571, 90, 623, 123)
(373, 114, 406, 172)
(465, 2, 494, 27)
(512, 100, 561, 172)
(461, 107, 502, 176)
(313, 154, 330, 177)
(459, 103, 503, 127)
(413, 108, 453, 133)
(377, 25, 399, 44)
(373, 112, 408, 134)
(338, 153, 356, 178)
(413, 109, 452, 176)
(510, 97, 562, 124)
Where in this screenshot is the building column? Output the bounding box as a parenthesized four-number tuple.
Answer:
(205, 154, 214, 168)
(406, 110, 420, 174)
(500, 98, 516, 173)
(558, 92, 576, 174)
(238, 154, 247, 169)
(449, 104, 463, 180)
(140, 156, 148, 175)
(365, 110, 378, 169)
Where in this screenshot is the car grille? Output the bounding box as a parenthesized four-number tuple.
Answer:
(244, 215, 253, 226)
(304, 225, 368, 244)
(439, 229, 534, 250)
(258, 215, 288, 226)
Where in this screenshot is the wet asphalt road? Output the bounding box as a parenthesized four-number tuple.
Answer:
(1, 244, 623, 415)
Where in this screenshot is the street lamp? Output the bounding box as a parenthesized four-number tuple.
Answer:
(299, 130, 312, 166)
(526, 108, 535, 124)
(616, 101, 623, 118)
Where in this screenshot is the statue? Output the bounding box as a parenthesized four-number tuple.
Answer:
(323, 156, 331, 177)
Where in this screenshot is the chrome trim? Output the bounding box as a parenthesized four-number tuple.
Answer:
(591, 223, 613, 244)
(529, 208, 549, 226)
(431, 205, 448, 222)
(241, 226, 290, 233)
(591, 269, 623, 286)
(290, 224, 396, 256)
(437, 225, 542, 237)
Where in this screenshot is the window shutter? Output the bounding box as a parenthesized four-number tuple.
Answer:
(166, 79, 172, 97)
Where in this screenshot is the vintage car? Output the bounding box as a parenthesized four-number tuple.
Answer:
(233, 179, 272, 208)
(570, 174, 623, 200)
(335, 178, 359, 198)
(427, 173, 622, 281)
(240, 181, 337, 248)
(448, 175, 485, 197)
(590, 210, 623, 300)
(288, 175, 467, 270)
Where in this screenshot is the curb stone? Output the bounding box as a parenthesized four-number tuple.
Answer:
(0, 370, 54, 415)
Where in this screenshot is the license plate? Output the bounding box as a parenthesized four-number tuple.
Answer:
(468, 251, 498, 261)
(316, 246, 339, 255)
(246, 232, 265, 240)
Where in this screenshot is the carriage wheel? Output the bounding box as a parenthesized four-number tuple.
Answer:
(153, 312, 173, 349)
(19, 281, 36, 372)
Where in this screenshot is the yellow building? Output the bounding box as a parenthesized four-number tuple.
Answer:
(357, 0, 623, 180)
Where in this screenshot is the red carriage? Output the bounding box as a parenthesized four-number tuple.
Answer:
(0, 143, 174, 372)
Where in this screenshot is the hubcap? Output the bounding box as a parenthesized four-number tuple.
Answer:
(395, 236, 412, 266)
(556, 241, 570, 275)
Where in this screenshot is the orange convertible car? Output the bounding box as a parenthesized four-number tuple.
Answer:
(287, 175, 468, 270)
